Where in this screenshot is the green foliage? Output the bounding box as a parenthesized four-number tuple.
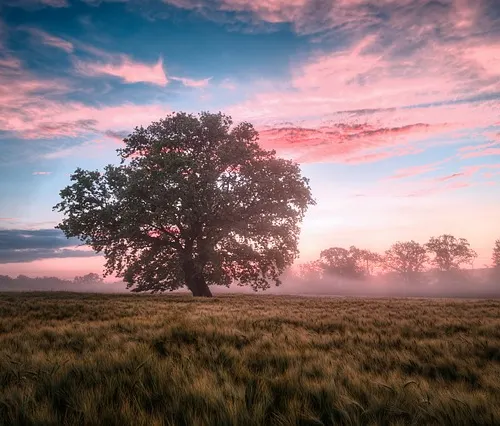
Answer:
(426, 234, 477, 271)
(1, 293, 499, 425)
(383, 241, 428, 284)
(54, 112, 315, 296)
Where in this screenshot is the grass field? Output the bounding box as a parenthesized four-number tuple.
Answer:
(0, 293, 499, 425)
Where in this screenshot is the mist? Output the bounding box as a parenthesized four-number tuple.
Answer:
(266, 268, 500, 298)
(2, 268, 498, 298)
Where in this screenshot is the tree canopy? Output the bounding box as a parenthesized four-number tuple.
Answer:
(383, 241, 428, 284)
(425, 234, 477, 271)
(492, 239, 500, 269)
(319, 246, 381, 280)
(54, 112, 315, 297)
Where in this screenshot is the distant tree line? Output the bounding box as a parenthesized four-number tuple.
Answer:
(0, 273, 123, 292)
(299, 235, 500, 286)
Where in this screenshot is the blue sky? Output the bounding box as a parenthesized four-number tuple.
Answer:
(0, 0, 499, 277)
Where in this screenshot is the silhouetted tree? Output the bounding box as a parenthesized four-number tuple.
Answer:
(491, 239, 500, 284)
(319, 246, 366, 279)
(383, 241, 428, 284)
(54, 112, 315, 297)
(425, 234, 477, 271)
(493, 239, 500, 269)
(74, 273, 103, 285)
(297, 260, 323, 281)
(358, 249, 383, 276)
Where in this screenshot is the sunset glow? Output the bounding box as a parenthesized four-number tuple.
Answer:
(1, 0, 499, 277)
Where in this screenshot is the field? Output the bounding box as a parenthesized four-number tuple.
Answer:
(0, 293, 499, 425)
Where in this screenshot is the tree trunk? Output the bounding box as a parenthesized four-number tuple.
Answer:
(183, 259, 213, 297)
(190, 275, 213, 297)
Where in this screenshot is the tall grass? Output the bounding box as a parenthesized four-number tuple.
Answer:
(0, 293, 499, 425)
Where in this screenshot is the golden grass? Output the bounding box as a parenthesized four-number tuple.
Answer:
(0, 293, 499, 425)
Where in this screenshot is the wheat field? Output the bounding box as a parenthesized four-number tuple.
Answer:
(0, 293, 499, 425)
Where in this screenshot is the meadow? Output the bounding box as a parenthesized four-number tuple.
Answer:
(0, 293, 499, 426)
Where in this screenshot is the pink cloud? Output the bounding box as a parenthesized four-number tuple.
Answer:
(8, 0, 69, 8)
(484, 171, 500, 179)
(431, 164, 500, 183)
(24, 28, 73, 53)
(459, 133, 500, 159)
(461, 147, 500, 159)
(163, 0, 489, 40)
(220, 79, 236, 90)
(434, 172, 464, 182)
(256, 120, 453, 164)
(40, 0, 68, 6)
(231, 33, 499, 122)
(0, 53, 171, 140)
(388, 160, 448, 180)
(406, 181, 473, 197)
(32, 171, 52, 175)
(459, 141, 498, 152)
(171, 76, 212, 88)
(1, 95, 170, 140)
(75, 56, 168, 86)
(217, 0, 308, 24)
(354, 163, 499, 200)
(463, 44, 500, 77)
(225, 28, 499, 163)
(0, 56, 22, 70)
(73, 45, 211, 89)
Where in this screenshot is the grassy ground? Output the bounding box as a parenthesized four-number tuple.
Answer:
(0, 293, 499, 426)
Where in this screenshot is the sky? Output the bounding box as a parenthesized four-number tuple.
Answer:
(0, 0, 499, 279)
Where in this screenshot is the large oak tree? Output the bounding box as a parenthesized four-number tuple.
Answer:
(54, 112, 315, 297)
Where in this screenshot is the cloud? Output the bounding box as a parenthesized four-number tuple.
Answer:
(0, 54, 74, 138)
(405, 181, 473, 198)
(32, 171, 52, 175)
(104, 129, 129, 141)
(0, 229, 78, 250)
(388, 160, 448, 180)
(220, 78, 236, 90)
(0, 44, 173, 140)
(256, 122, 450, 163)
(401, 164, 500, 196)
(0, 248, 98, 264)
(231, 32, 500, 121)
(165, 1, 487, 164)
(0, 67, 171, 140)
(75, 56, 168, 86)
(23, 28, 74, 53)
(225, 26, 500, 163)
(352, 163, 500, 199)
(171, 76, 212, 88)
(157, 0, 495, 40)
(461, 147, 500, 159)
(458, 132, 500, 159)
(0, 229, 98, 264)
(2, 0, 499, 172)
(434, 172, 465, 182)
(2, 0, 68, 9)
(0, 56, 22, 70)
(67, 40, 210, 90)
